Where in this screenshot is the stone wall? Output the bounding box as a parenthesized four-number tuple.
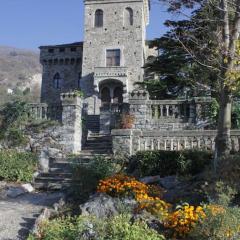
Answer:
(29, 92, 83, 154)
(81, 0, 150, 114)
(40, 43, 83, 105)
(112, 129, 240, 156)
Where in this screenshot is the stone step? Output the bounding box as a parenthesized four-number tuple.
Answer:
(82, 146, 112, 151)
(34, 181, 79, 191)
(80, 150, 112, 155)
(35, 176, 72, 183)
(39, 172, 73, 178)
(84, 142, 112, 146)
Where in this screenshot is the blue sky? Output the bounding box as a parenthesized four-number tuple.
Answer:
(0, 0, 175, 50)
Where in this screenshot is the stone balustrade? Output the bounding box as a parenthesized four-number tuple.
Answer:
(129, 90, 212, 130)
(112, 129, 240, 156)
(94, 67, 128, 78)
(28, 103, 62, 121)
(148, 100, 190, 123)
(29, 103, 48, 120)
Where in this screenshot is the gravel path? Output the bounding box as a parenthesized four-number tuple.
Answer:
(0, 190, 64, 240)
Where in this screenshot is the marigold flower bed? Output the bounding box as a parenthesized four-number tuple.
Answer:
(97, 174, 232, 239)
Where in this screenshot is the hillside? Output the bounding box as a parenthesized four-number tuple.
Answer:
(0, 46, 42, 104)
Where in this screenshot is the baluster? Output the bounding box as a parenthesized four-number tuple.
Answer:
(197, 138, 201, 149)
(211, 138, 215, 151)
(184, 139, 187, 149)
(177, 140, 180, 151)
(164, 140, 167, 150)
(160, 105, 163, 117)
(166, 105, 169, 117)
(157, 140, 160, 150)
(154, 105, 158, 120)
(170, 139, 174, 151)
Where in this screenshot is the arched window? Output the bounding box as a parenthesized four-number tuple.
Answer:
(101, 87, 111, 105)
(113, 86, 123, 103)
(124, 8, 133, 26)
(95, 9, 103, 27)
(53, 73, 61, 89)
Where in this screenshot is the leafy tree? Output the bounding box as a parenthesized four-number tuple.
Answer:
(147, 0, 240, 168)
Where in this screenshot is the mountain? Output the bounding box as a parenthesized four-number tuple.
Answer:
(0, 46, 42, 104)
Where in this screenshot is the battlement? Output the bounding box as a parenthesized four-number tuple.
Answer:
(40, 42, 83, 66)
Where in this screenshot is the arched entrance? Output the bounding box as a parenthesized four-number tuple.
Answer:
(99, 79, 124, 106)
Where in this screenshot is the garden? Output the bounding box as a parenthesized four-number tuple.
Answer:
(27, 150, 240, 240)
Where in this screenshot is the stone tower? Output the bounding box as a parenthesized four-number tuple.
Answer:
(81, 0, 150, 114)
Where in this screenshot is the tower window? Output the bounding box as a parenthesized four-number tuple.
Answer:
(125, 7, 133, 26)
(106, 49, 121, 67)
(48, 49, 54, 53)
(53, 73, 61, 89)
(95, 9, 103, 27)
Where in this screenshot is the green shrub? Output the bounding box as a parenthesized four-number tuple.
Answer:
(28, 214, 165, 240)
(127, 150, 212, 177)
(0, 101, 30, 146)
(27, 120, 59, 134)
(0, 150, 37, 182)
(70, 157, 120, 201)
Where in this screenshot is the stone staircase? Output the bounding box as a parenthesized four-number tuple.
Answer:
(86, 115, 100, 136)
(34, 135, 113, 190)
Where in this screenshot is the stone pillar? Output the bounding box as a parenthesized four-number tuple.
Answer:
(129, 89, 150, 129)
(60, 92, 82, 154)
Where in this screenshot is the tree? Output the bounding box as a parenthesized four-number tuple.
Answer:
(149, 0, 240, 168)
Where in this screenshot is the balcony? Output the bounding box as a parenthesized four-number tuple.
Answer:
(94, 67, 128, 79)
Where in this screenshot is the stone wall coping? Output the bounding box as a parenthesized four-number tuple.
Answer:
(111, 129, 240, 137)
(29, 103, 48, 107)
(129, 98, 213, 105)
(111, 129, 133, 136)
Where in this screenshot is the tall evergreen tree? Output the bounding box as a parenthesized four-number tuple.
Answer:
(146, 0, 240, 168)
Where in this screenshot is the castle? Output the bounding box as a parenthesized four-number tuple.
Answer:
(32, 0, 240, 157)
(40, 0, 156, 115)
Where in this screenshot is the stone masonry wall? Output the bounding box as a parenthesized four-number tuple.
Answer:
(40, 43, 83, 105)
(81, 0, 149, 114)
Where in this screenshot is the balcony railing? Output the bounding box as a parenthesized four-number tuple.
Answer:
(94, 67, 128, 78)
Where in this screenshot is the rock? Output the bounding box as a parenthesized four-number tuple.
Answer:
(159, 176, 179, 190)
(33, 171, 40, 178)
(140, 175, 161, 184)
(39, 149, 49, 173)
(22, 183, 34, 193)
(7, 187, 26, 198)
(48, 147, 63, 158)
(0, 181, 7, 190)
(32, 208, 57, 236)
(80, 193, 136, 218)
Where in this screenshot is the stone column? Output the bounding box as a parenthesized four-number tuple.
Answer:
(61, 92, 82, 154)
